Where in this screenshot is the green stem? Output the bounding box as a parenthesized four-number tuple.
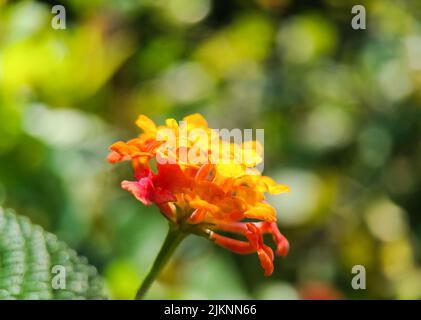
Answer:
(135, 225, 186, 300)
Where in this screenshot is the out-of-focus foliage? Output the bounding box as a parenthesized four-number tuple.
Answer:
(0, 207, 108, 299)
(0, 0, 420, 299)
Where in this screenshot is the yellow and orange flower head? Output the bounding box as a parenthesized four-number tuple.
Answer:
(108, 113, 290, 276)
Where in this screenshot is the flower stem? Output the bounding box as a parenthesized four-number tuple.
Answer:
(135, 225, 187, 300)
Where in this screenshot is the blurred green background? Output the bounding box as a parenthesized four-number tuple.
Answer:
(1, 0, 421, 299)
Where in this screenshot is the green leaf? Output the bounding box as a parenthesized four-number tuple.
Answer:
(0, 207, 108, 299)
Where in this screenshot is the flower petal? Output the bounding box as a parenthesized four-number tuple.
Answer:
(244, 203, 277, 222)
(121, 179, 154, 205)
(136, 115, 157, 133)
(183, 113, 208, 128)
(209, 231, 255, 254)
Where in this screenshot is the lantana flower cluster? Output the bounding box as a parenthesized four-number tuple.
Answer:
(108, 114, 289, 276)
